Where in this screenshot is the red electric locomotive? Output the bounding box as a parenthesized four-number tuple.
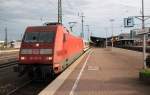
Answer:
(17, 23, 84, 80)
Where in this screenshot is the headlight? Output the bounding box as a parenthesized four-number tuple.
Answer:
(20, 56, 26, 60)
(40, 49, 52, 54)
(20, 49, 32, 54)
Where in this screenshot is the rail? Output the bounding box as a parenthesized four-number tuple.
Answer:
(7, 80, 32, 95)
(0, 61, 19, 69)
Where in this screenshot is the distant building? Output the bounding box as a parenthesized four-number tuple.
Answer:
(0, 41, 4, 47)
(130, 30, 137, 39)
(118, 33, 130, 40)
(130, 28, 150, 39)
(130, 28, 150, 46)
(0, 41, 4, 43)
(10, 40, 21, 48)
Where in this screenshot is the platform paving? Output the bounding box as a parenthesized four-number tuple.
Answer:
(54, 48, 150, 95)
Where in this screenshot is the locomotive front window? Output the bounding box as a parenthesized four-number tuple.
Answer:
(24, 32, 39, 42)
(23, 32, 55, 43)
(39, 32, 55, 43)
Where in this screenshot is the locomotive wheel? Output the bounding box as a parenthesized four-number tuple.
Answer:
(26, 65, 56, 81)
(27, 69, 34, 80)
(50, 70, 56, 80)
(40, 66, 56, 81)
(27, 66, 44, 81)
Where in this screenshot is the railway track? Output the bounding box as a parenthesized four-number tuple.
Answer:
(0, 55, 18, 60)
(0, 61, 19, 69)
(7, 80, 32, 95)
(7, 80, 51, 95)
(0, 50, 88, 95)
(0, 52, 19, 57)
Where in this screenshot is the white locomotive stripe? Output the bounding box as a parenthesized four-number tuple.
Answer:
(69, 50, 93, 95)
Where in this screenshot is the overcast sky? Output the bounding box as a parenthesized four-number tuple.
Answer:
(1, 0, 150, 41)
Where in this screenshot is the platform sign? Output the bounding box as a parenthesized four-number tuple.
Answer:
(124, 17, 134, 27)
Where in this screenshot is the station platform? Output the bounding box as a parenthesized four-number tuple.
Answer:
(39, 48, 150, 95)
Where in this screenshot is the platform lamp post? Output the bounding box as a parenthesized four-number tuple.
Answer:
(110, 19, 114, 50)
(105, 28, 108, 48)
(86, 25, 90, 41)
(4, 27, 8, 48)
(78, 12, 85, 39)
(141, 0, 147, 69)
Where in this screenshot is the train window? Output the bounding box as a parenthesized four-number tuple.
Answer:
(24, 32, 39, 42)
(23, 32, 55, 43)
(39, 32, 55, 43)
